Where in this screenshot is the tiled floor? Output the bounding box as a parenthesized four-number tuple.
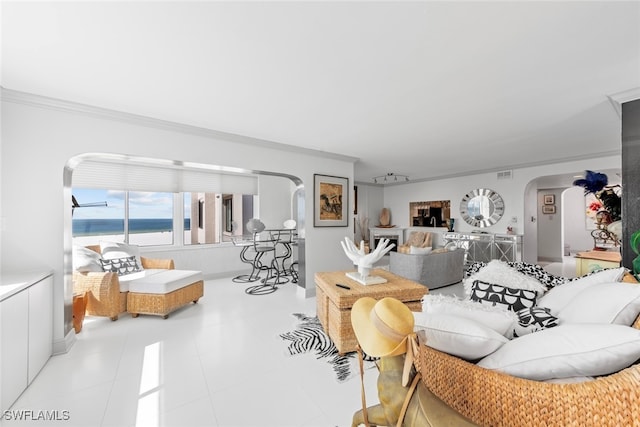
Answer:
(6, 277, 385, 427)
(4, 258, 574, 427)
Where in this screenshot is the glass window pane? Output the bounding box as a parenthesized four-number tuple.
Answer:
(128, 192, 173, 246)
(72, 189, 125, 246)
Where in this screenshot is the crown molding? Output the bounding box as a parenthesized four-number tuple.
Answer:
(0, 87, 359, 164)
(607, 87, 640, 119)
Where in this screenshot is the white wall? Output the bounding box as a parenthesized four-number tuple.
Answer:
(563, 186, 597, 254)
(1, 93, 355, 351)
(374, 156, 621, 262)
(257, 175, 295, 229)
(537, 188, 564, 261)
(354, 183, 384, 242)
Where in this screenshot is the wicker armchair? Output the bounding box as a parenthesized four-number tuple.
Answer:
(414, 276, 640, 427)
(73, 245, 174, 321)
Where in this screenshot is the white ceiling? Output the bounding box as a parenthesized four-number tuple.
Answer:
(2, 1, 639, 184)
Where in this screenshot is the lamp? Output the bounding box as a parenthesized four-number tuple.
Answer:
(373, 173, 409, 184)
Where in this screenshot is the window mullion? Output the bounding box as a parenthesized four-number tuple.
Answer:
(124, 191, 130, 243)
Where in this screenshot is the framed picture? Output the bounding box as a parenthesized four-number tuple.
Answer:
(544, 194, 555, 205)
(314, 174, 348, 227)
(542, 205, 556, 214)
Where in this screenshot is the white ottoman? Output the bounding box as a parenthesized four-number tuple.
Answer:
(127, 270, 204, 319)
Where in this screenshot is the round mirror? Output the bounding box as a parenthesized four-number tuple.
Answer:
(460, 188, 505, 227)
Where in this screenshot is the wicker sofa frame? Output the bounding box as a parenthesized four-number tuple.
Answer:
(72, 245, 174, 321)
(413, 277, 640, 427)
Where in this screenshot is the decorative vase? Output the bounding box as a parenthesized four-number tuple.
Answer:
(447, 218, 455, 232)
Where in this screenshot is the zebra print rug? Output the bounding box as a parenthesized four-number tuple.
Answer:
(279, 313, 377, 382)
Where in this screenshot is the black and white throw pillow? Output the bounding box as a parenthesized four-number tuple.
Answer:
(100, 256, 141, 276)
(469, 280, 537, 312)
(513, 306, 559, 337)
(465, 261, 567, 290)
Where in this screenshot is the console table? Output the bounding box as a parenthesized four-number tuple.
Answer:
(443, 232, 523, 264)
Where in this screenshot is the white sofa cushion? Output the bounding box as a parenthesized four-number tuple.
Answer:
(477, 323, 640, 380)
(72, 245, 103, 272)
(420, 294, 517, 337)
(414, 313, 508, 360)
(117, 269, 165, 292)
(556, 282, 640, 326)
(127, 269, 203, 294)
(538, 267, 627, 314)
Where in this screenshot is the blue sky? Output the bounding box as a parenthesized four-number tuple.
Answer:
(72, 189, 190, 219)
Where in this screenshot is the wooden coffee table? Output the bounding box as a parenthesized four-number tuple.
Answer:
(315, 269, 428, 354)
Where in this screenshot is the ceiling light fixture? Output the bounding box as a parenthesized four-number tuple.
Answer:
(373, 173, 409, 184)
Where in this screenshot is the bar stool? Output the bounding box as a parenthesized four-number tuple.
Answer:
(232, 218, 266, 283)
(263, 229, 292, 286)
(231, 236, 261, 283)
(245, 230, 281, 295)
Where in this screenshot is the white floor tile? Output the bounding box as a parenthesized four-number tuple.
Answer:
(7, 277, 376, 427)
(9, 260, 581, 426)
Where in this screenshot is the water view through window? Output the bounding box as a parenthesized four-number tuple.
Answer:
(72, 189, 182, 246)
(72, 188, 250, 246)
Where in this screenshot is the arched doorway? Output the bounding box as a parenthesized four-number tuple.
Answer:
(523, 168, 621, 267)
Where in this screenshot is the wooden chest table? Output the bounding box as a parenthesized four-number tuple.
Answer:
(315, 269, 428, 354)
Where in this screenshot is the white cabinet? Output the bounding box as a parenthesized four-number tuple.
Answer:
(1, 290, 29, 413)
(28, 276, 53, 383)
(0, 272, 53, 413)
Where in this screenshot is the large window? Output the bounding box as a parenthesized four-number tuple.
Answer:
(72, 188, 252, 247)
(70, 156, 263, 247)
(72, 189, 125, 245)
(72, 189, 174, 246)
(127, 191, 174, 246)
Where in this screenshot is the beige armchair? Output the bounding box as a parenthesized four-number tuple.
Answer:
(73, 245, 174, 321)
(397, 231, 433, 254)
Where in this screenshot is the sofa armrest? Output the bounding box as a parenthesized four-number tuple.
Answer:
(390, 248, 465, 289)
(141, 257, 175, 270)
(422, 249, 465, 289)
(73, 271, 123, 320)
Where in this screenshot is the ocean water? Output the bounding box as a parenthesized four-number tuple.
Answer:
(73, 218, 191, 236)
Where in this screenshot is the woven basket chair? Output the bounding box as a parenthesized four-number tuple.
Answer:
(414, 277, 640, 427)
(73, 245, 174, 321)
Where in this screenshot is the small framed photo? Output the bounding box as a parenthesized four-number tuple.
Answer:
(544, 194, 555, 205)
(542, 205, 556, 214)
(314, 174, 349, 227)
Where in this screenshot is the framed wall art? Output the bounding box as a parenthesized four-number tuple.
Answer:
(542, 205, 556, 214)
(314, 174, 348, 227)
(544, 194, 555, 205)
